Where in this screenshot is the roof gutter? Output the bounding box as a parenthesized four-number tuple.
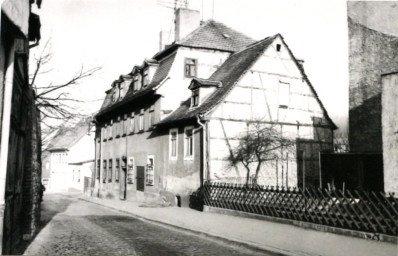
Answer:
(196, 114, 209, 183)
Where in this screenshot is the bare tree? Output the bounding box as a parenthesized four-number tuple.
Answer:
(228, 122, 295, 186)
(29, 40, 101, 145)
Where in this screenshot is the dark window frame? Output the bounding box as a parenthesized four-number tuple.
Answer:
(184, 58, 197, 78)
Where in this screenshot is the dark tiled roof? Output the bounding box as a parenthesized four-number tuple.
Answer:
(153, 20, 256, 59)
(96, 53, 176, 118)
(46, 119, 91, 150)
(188, 78, 222, 89)
(179, 20, 256, 52)
(158, 36, 276, 125)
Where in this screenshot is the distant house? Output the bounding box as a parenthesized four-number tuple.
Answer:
(93, 8, 336, 206)
(42, 119, 94, 193)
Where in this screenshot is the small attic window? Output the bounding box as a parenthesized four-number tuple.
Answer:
(222, 33, 230, 39)
(191, 89, 199, 107)
(276, 44, 281, 52)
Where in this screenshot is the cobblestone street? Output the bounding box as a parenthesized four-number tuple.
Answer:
(23, 194, 276, 256)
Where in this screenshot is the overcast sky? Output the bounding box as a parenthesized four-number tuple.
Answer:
(32, 0, 349, 132)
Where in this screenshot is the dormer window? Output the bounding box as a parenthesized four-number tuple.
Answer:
(185, 58, 197, 78)
(112, 88, 118, 102)
(134, 74, 142, 91)
(191, 89, 199, 107)
(142, 68, 149, 87)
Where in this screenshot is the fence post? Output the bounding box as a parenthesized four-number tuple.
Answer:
(303, 151, 306, 191)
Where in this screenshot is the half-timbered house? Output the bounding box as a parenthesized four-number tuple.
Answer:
(92, 8, 336, 206)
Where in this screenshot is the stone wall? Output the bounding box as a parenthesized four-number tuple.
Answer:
(348, 17, 398, 152)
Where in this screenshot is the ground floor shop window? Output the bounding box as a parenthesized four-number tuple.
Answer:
(146, 155, 154, 186)
(108, 159, 113, 182)
(115, 159, 120, 182)
(103, 160, 107, 183)
(128, 157, 135, 184)
(96, 160, 100, 179)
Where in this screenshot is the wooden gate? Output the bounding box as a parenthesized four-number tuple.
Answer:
(3, 40, 31, 254)
(296, 139, 333, 189)
(136, 166, 145, 192)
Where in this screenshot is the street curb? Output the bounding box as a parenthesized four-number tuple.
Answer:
(78, 197, 302, 256)
(204, 206, 398, 244)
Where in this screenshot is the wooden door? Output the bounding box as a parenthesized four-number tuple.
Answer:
(3, 42, 30, 254)
(136, 166, 145, 192)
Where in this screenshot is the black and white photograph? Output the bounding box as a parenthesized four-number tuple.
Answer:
(0, 0, 397, 255)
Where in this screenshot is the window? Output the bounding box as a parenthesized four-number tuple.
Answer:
(78, 170, 81, 183)
(127, 157, 135, 184)
(278, 81, 290, 108)
(134, 74, 142, 91)
(115, 159, 120, 182)
(103, 125, 107, 140)
(109, 120, 113, 139)
(169, 129, 178, 160)
(116, 116, 121, 137)
(108, 159, 113, 182)
(112, 89, 118, 102)
(146, 155, 154, 186)
(276, 44, 281, 52)
(103, 160, 107, 183)
(142, 68, 149, 87)
(185, 58, 197, 77)
(139, 109, 144, 131)
(149, 105, 155, 128)
(122, 114, 128, 135)
(129, 113, 135, 134)
(191, 89, 199, 107)
(184, 127, 194, 159)
(96, 160, 100, 179)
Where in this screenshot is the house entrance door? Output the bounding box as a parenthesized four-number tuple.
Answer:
(136, 166, 145, 192)
(119, 168, 126, 200)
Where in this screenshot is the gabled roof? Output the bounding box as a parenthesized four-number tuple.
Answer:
(45, 118, 91, 151)
(188, 78, 222, 90)
(158, 36, 276, 125)
(96, 52, 176, 118)
(153, 20, 256, 59)
(158, 35, 337, 129)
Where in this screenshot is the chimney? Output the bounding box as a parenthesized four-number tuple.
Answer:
(159, 30, 174, 51)
(175, 8, 201, 42)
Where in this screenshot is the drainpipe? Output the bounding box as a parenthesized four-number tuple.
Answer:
(196, 114, 208, 184)
(0, 40, 15, 254)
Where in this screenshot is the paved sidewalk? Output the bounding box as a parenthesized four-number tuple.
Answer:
(79, 196, 398, 256)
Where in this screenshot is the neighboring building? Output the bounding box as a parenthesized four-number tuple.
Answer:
(348, 17, 398, 153)
(381, 72, 398, 195)
(348, 2, 398, 193)
(93, 8, 336, 206)
(42, 119, 94, 193)
(0, 0, 42, 254)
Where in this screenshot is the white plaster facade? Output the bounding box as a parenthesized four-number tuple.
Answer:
(382, 72, 398, 195)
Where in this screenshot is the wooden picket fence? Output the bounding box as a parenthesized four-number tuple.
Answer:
(202, 182, 398, 236)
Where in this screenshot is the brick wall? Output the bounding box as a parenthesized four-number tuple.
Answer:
(348, 17, 398, 152)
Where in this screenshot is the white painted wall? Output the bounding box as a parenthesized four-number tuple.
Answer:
(382, 73, 398, 195)
(158, 47, 231, 115)
(207, 36, 332, 187)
